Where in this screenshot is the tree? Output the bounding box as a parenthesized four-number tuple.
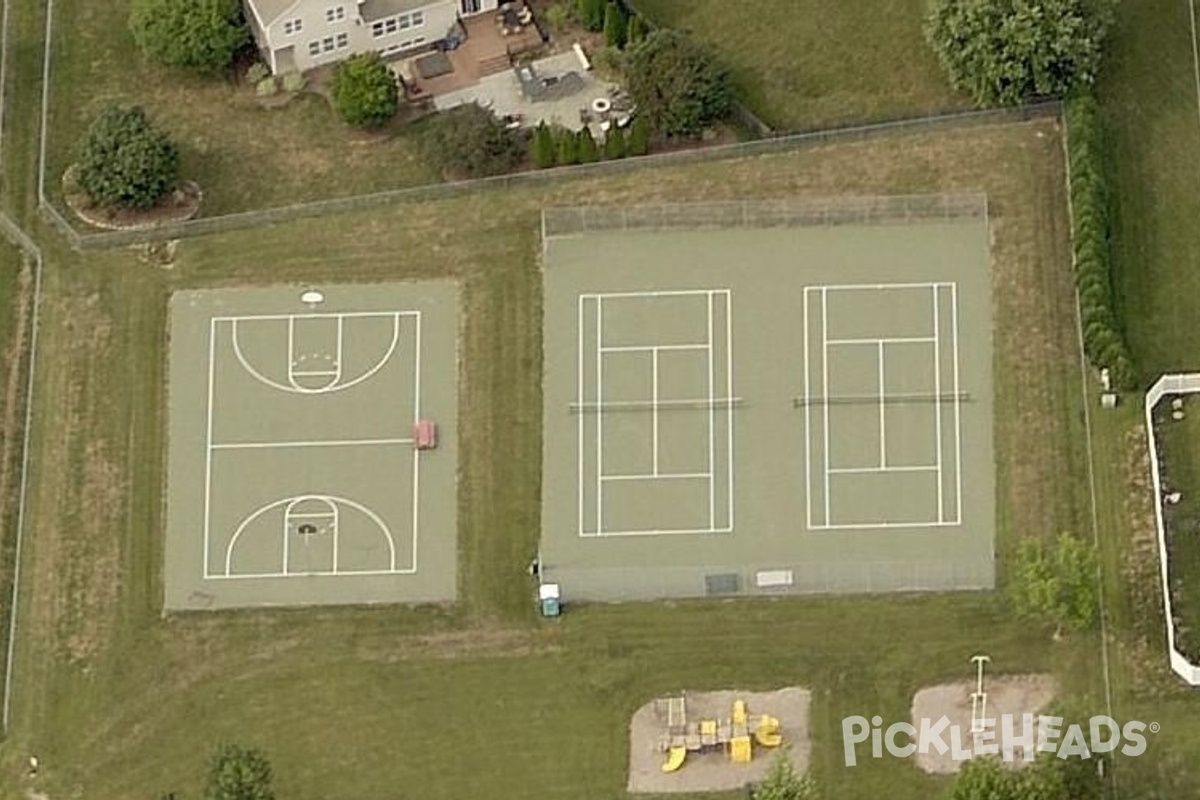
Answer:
(129, 0, 248, 73)
(205, 743, 274, 800)
(626, 116, 651, 156)
(332, 52, 400, 127)
(946, 756, 1018, 800)
(1012, 533, 1098, 635)
(626, 13, 648, 46)
(576, 127, 599, 163)
(753, 754, 820, 800)
(603, 126, 626, 159)
(555, 126, 579, 165)
(578, 0, 605, 31)
(532, 122, 556, 168)
(75, 105, 180, 210)
(421, 104, 522, 178)
(626, 29, 732, 137)
(604, 1, 628, 49)
(925, 0, 1117, 106)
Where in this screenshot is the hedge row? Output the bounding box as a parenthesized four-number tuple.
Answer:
(1065, 90, 1135, 390)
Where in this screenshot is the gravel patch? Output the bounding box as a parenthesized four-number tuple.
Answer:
(627, 687, 811, 794)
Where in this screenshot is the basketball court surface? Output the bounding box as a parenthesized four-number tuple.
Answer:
(164, 282, 458, 610)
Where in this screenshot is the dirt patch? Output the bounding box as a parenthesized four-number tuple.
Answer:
(627, 688, 810, 794)
(910, 674, 1056, 774)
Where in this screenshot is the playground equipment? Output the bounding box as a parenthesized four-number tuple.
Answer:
(969, 654, 991, 734)
(656, 694, 783, 772)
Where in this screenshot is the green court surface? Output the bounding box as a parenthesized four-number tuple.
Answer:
(540, 209, 995, 601)
(165, 282, 458, 610)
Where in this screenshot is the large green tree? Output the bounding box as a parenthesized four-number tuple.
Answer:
(625, 30, 731, 137)
(925, 0, 1117, 105)
(205, 743, 274, 800)
(421, 104, 523, 178)
(75, 105, 180, 210)
(332, 53, 400, 127)
(129, 0, 248, 73)
(1012, 533, 1099, 634)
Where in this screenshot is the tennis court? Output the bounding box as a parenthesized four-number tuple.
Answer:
(539, 198, 996, 601)
(164, 282, 458, 610)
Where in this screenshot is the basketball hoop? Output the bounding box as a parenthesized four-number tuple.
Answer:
(300, 289, 325, 308)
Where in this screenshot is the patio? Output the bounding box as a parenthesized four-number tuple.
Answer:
(393, 7, 544, 100)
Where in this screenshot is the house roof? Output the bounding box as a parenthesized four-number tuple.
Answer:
(359, 0, 438, 22)
(245, 0, 301, 27)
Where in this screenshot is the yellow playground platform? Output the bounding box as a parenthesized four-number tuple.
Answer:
(656, 695, 783, 773)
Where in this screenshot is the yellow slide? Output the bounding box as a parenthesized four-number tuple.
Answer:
(755, 715, 783, 748)
(661, 746, 687, 773)
(729, 735, 752, 763)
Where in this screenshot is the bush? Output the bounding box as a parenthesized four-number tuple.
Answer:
(603, 126, 626, 159)
(1065, 89, 1136, 389)
(577, 127, 599, 163)
(578, 0, 604, 31)
(75, 105, 180, 210)
(246, 62, 270, 84)
(555, 126, 579, 165)
(255, 77, 278, 97)
(532, 122, 556, 168)
(129, 0, 248, 73)
(626, 116, 651, 156)
(925, 0, 1117, 106)
(543, 1, 573, 31)
(422, 104, 523, 178)
(626, 30, 731, 137)
(281, 71, 306, 93)
(332, 53, 400, 127)
(626, 13, 648, 45)
(206, 743, 274, 800)
(604, 2, 628, 49)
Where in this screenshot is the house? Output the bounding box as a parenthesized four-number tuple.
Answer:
(244, 0, 502, 74)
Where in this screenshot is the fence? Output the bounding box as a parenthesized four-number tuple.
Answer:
(1144, 373, 1200, 685)
(541, 193, 987, 238)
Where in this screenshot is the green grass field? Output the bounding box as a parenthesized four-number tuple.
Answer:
(0, 119, 1127, 800)
(632, 0, 967, 130)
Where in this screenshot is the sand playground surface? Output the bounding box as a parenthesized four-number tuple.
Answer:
(627, 687, 811, 794)
(910, 674, 1057, 774)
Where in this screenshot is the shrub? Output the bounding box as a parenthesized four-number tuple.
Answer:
(532, 122, 556, 168)
(281, 71, 306, 93)
(543, 1, 573, 31)
(205, 743, 274, 800)
(577, 127, 599, 163)
(578, 0, 604, 31)
(129, 0, 248, 73)
(603, 126, 626, 159)
(255, 77, 278, 96)
(604, 2, 628, 49)
(626, 13, 647, 45)
(246, 62, 270, 84)
(332, 52, 400, 127)
(626, 30, 731, 137)
(422, 104, 523, 178)
(626, 116, 651, 156)
(555, 126, 579, 165)
(925, 0, 1117, 106)
(75, 105, 180, 210)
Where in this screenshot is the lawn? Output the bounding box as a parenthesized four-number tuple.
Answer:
(631, 0, 967, 130)
(0, 118, 1125, 800)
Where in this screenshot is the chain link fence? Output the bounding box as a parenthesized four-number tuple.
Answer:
(541, 193, 987, 239)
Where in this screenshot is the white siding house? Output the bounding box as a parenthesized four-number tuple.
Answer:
(245, 0, 500, 74)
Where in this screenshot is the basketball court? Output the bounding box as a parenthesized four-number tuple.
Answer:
(539, 199, 996, 600)
(165, 282, 458, 610)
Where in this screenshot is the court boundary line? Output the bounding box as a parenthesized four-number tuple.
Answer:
(202, 310, 423, 580)
(577, 288, 734, 537)
(806, 281, 964, 530)
(934, 284, 945, 523)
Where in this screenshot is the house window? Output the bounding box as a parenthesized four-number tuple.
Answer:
(370, 11, 426, 37)
(322, 36, 336, 52)
(326, 6, 345, 22)
(307, 40, 320, 56)
(283, 18, 302, 35)
(335, 32, 349, 49)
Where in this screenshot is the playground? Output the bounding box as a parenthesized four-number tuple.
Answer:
(627, 688, 811, 794)
(539, 201, 996, 601)
(164, 282, 459, 609)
